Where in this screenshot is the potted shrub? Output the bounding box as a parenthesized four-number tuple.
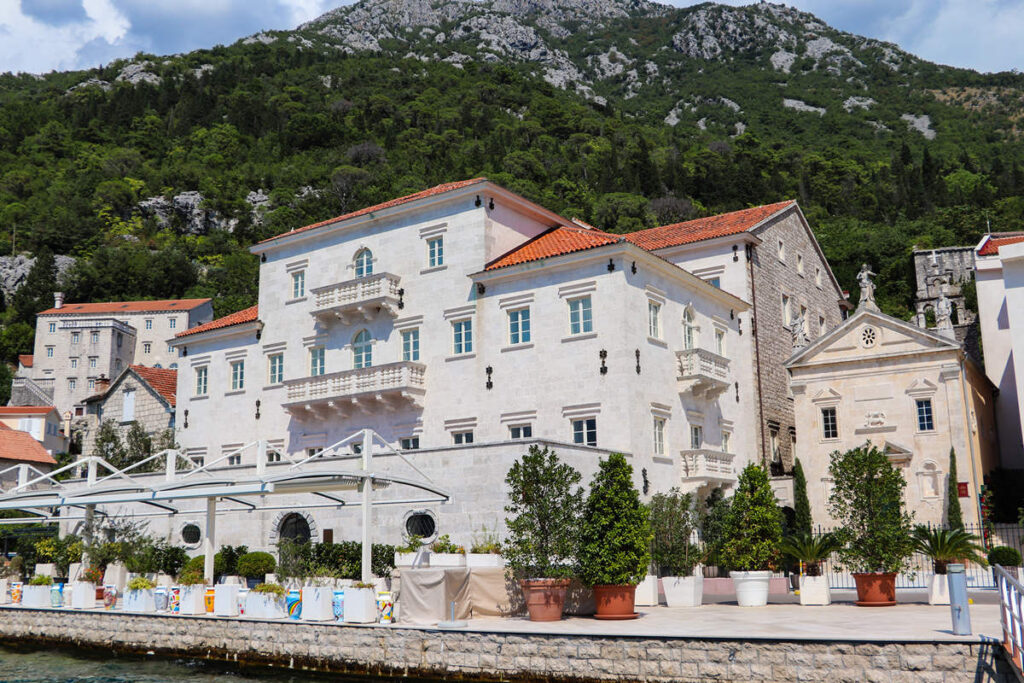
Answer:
(829, 444, 915, 606)
(23, 575, 53, 608)
(343, 581, 378, 623)
(988, 546, 1022, 584)
(650, 488, 703, 607)
(578, 453, 651, 619)
(81, 566, 105, 602)
(913, 526, 987, 605)
(237, 552, 276, 589)
(302, 566, 339, 622)
(394, 535, 427, 568)
(721, 464, 783, 607)
(429, 535, 466, 567)
(245, 583, 287, 619)
(124, 576, 156, 613)
(504, 445, 583, 622)
(467, 526, 504, 568)
(177, 570, 207, 615)
(780, 532, 841, 606)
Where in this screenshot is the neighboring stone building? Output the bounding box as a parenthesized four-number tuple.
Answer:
(911, 246, 981, 362)
(0, 406, 67, 454)
(0, 424, 57, 491)
(975, 232, 1024, 467)
(786, 279, 999, 527)
(13, 296, 211, 416)
(623, 201, 851, 487)
(78, 365, 177, 457)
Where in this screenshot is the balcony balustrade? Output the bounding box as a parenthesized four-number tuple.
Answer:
(283, 361, 425, 416)
(680, 449, 735, 484)
(310, 273, 402, 324)
(676, 347, 730, 398)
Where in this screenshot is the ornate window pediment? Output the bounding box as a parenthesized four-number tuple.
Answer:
(905, 378, 938, 398)
(811, 387, 842, 406)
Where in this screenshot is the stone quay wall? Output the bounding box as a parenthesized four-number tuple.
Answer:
(0, 607, 1014, 683)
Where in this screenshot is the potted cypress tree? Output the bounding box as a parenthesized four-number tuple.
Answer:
(829, 444, 915, 606)
(578, 453, 651, 619)
(650, 488, 703, 607)
(721, 464, 783, 607)
(504, 445, 583, 622)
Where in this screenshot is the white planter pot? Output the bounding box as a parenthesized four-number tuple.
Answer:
(71, 582, 96, 609)
(394, 552, 427, 568)
(928, 573, 950, 606)
(179, 585, 207, 615)
(244, 591, 287, 619)
(731, 570, 772, 607)
(22, 585, 51, 608)
(429, 553, 466, 567)
(343, 588, 378, 624)
(301, 586, 335, 622)
(0, 579, 9, 605)
(663, 575, 703, 607)
(634, 574, 659, 607)
(124, 589, 156, 613)
(798, 575, 831, 606)
(465, 553, 504, 569)
(214, 584, 240, 616)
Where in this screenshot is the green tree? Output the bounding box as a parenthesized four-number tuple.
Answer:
(700, 486, 731, 571)
(720, 464, 783, 571)
(92, 419, 126, 468)
(792, 458, 812, 535)
(11, 249, 56, 325)
(124, 421, 156, 472)
(649, 488, 699, 577)
(947, 448, 963, 529)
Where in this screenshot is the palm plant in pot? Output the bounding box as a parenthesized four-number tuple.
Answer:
(650, 488, 703, 607)
(504, 445, 583, 622)
(912, 526, 987, 605)
(828, 444, 914, 606)
(720, 463, 783, 607)
(780, 532, 841, 606)
(578, 453, 651, 619)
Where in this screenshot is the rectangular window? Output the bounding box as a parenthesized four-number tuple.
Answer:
(800, 305, 809, 335)
(116, 333, 123, 348)
(310, 346, 325, 376)
(91, 331, 99, 344)
(71, 332, 80, 344)
(917, 399, 935, 431)
(46, 347, 54, 358)
(168, 318, 176, 329)
(453, 431, 474, 445)
(230, 360, 245, 391)
(145, 319, 153, 330)
(782, 295, 792, 326)
(427, 237, 444, 268)
(648, 301, 661, 339)
(568, 296, 593, 335)
(572, 418, 597, 447)
(168, 344, 174, 354)
(268, 354, 284, 384)
(797, 253, 804, 274)
(715, 329, 726, 356)
(123, 390, 135, 422)
(195, 367, 208, 396)
(89, 357, 97, 369)
(68, 378, 76, 391)
(70, 358, 78, 369)
(721, 431, 731, 453)
(690, 425, 703, 449)
(292, 271, 305, 299)
(770, 427, 781, 462)
(778, 239, 786, 261)
(453, 319, 473, 355)
(510, 424, 533, 440)
(653, 417, 665, 455)
(508, 308, 531, 345)
(48, 322, 56, 333)
(822, 407, 838, 439)
(401, 329, 420, 362)
(267, 451, 281, 463)
(143, 342, 151, 354)
(228, 454, 241, 466)
(400, 437, 420, 450)
(88, 379, 95, 391)
(815, 266, 822, 287)
(819, 316, 826, 336)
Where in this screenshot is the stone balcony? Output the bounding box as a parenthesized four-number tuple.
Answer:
(680, 449, 735, 485)
(282, 361, 425, 417)
(310, 273, 402, 324)
(676, 348, 730, 399)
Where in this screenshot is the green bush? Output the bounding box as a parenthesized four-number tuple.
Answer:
(779, 532, 841, 577)
(28, 575, 53, 586)
(720, 464, 783, 572)
(127, 576, 154, 591)
(252, 583, 286, 598)
(181, 552, 227, 577)
(217, 545, 249, 576)
(578, 453, 651, 587)
(649, 488, 700, 577)
(988, 546, 1022, 567)
(700, 487, 730, 571)
(177, 569, 206, 585)
(431, 535, 462, 553)
(236, 551, 276, 579)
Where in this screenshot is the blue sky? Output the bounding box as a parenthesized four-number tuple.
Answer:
(1, 0, 1021, 75)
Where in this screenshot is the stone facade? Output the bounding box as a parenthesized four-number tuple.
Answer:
(0, 608, 1013, 682)
(913, 247, 977, 328)
(77, 366, 176, 457)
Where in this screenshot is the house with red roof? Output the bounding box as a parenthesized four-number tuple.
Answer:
(0, 425, 57, 490)
(77, 365, 177, 458)
(0, 406, 67, 454)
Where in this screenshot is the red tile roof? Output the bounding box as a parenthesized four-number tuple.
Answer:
(131, 365, 177, 407)
(0, 406, 59, 416)
(17, 354, 32, 368)
(257, 178, 487, 246)
(977, 233, 1024, 256)
(175, 305, 259, 338)
(485, 225, 623, 271)
(38, 299, 211, 316)
(0, 428, 56, 466)
(624, 200, 796, 251)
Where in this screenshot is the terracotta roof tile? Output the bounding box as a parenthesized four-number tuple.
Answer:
(257, 178, 487, 246)
(38, 299, 211, 316)
(485, 225, 622, 270)
(624, 200, 796, 251)
(130, 365, 177, 407)
(175, 305, 259, 338)
(0, 429, 56, 466)
(17, 354, 32, 368)
(0, 406, 59, 416)
(977, 232, 1024, 256)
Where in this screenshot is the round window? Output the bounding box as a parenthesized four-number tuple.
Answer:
(405, 512, 436, 540)
(279, 512, 311, 543)
(181, 523, 201, 545)
(861, 327, 877, 348)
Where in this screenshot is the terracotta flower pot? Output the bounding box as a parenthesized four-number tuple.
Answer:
(519, 578, 570, 622)
(853, 572, 897, 606)
(592, 584, 638, 620)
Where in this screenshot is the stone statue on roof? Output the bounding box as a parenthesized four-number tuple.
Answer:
(857, 263, 879, 311)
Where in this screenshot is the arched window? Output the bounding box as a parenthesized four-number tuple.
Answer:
(354, 249, 373, 278)
(683, 309, 696, 350)
(353, 330, 372, 369)
(279, 513, 311, 543)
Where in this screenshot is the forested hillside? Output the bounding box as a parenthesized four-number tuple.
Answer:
(1, 0, 1024, 370)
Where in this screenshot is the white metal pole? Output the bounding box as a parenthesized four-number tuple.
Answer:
(165, 449, 177, 482)
(204, 497, 217, 584)
(256, 440, 266, 476)
(16, 464, 27, 489)
(87, 458, 97, 487)
(361, 429, 373, 584)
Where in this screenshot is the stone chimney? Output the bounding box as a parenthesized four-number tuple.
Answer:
(95, 375, 110, 394)
(53, 292, 64, 310)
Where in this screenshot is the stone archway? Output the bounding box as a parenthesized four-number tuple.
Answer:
(268, 510, 317, 544)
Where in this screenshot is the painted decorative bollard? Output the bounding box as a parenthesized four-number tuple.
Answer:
(286, 589, 302, 620)
(11, 582, 22, 604)
(49, 584, 64, 608)
(378, 593, 393, 624)
(103, 586, 117, 610)
(154, 588, 169, 612)
(204, 589, 215, 613)
(332, 590, 344, 622)
(169, 588, 181, 613)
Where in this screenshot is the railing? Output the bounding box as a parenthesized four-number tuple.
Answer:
(677, 347, 730, 380)
(60, 318, 135, 334)
(310, 273, 402, 319)
(10, 377, 54, 404)
(997, 565, 1024, 675)
(680, 449, 735, 481)
(283, 361, 426, 405)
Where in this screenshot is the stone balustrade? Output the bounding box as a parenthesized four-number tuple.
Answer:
(310, 273, 402, 323)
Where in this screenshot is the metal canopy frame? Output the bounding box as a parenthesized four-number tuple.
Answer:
(0, 430, 448, 583)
